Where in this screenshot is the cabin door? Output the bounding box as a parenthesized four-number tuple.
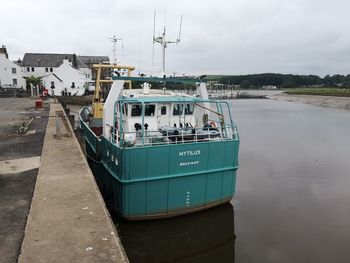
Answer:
(157, 104, 169, 127)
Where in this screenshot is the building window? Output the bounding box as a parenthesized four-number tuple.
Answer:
(45, 68, 48, 72)
(13, 79, 17, 85)
(12, 68, 17, 74)
(50, 68, 53, 72)
(27, 67, 30, 72)
(50, 81, 55, 88)
(31, 67, 34, 72)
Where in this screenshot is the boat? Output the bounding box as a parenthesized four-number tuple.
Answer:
(79, 73, 240, 220)
(80, 21, 239, 219)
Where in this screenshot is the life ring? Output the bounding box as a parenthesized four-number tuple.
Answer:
(209, 121, 217, 128)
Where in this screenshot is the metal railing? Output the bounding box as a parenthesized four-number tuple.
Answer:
(106, 124, 239, 147)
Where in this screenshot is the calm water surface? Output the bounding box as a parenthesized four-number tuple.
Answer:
(113, 99, 350, 263)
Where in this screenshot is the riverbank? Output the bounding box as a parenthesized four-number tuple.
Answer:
(284, 88, 350, 97)
(270, 93, 350, 111)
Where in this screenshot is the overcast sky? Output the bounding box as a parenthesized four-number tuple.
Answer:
(1, 0, 350, 76)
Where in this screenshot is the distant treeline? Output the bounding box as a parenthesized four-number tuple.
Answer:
(213, 73, 350, 88)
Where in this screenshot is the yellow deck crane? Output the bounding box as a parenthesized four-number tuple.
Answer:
(91, 63, 135, 119)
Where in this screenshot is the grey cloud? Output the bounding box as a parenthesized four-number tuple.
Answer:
(1, 0, 350, 76)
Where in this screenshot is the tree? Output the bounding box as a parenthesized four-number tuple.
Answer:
(240, 80, 252, 89)
(25, 76, 41, 88)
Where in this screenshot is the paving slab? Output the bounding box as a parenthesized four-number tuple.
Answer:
(18, 101, 128, 263)
(0, 156, 41, 174)
(0, 169, 38, 263)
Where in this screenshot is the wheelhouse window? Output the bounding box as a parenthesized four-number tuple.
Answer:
(161, 106, 167, 115)
(185, 104, 194, 115)
(145, 105, 155, 116)
(131, 104, 155, 116)
(122, 104, 128, 115)
(173, 104, 183, 115)
(131, 104, 142, 116)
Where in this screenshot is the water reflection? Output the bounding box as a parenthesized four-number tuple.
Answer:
(112, 203, 235, 263)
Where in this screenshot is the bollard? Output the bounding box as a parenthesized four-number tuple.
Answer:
(55, 111, 72, 138)
(35, 99, 43, 109)
(55, 113, 61, 139)
(64, 108, 70, 115)
(68, 115, 75, 130)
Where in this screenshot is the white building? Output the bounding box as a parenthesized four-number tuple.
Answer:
(0, 46, 26, 89)
(41, 59, 88, 96)
(21, 53, 108, 95)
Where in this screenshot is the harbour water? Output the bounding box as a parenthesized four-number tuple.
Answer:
(233, 99, 350, 262)
(114, 99, 350, 263)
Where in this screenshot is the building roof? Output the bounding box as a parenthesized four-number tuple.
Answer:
(21, 53, 109, 68)
(79, 56, 109, 66)
(52, 74, 63, 82)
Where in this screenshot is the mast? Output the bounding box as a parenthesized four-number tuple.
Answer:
(108, 35, 123, 64)
(153, 12, 183, 77)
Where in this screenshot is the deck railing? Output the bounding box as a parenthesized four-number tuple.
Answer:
(106, 124, 239, 147)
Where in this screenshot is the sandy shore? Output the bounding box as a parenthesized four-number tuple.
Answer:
(269, 94, 350, 111)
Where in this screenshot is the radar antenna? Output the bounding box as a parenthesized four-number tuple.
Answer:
(153, 11, 183, 77)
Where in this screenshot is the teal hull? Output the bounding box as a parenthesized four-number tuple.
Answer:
(81, 119, 239, 220)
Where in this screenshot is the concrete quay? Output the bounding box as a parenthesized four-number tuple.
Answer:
(18, 101, 128, 263)
(0, 97, 49, 263)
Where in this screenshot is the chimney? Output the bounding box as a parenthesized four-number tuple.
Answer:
(0, 45, 8, 59)
(72, 53, 78, 68)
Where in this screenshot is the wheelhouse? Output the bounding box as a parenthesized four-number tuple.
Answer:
(103, 94, 238, 148)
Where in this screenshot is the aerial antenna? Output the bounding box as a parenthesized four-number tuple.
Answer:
(177, 15, 183, 43)
(138, 33, 141, 75)
(153, 11, 183, 77)
(121, 39, 125, 62)
(108, 35, 123, 64)
(152, 11, 156, 66)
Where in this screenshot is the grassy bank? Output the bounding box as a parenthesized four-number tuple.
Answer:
(284, 88, 350, 97)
